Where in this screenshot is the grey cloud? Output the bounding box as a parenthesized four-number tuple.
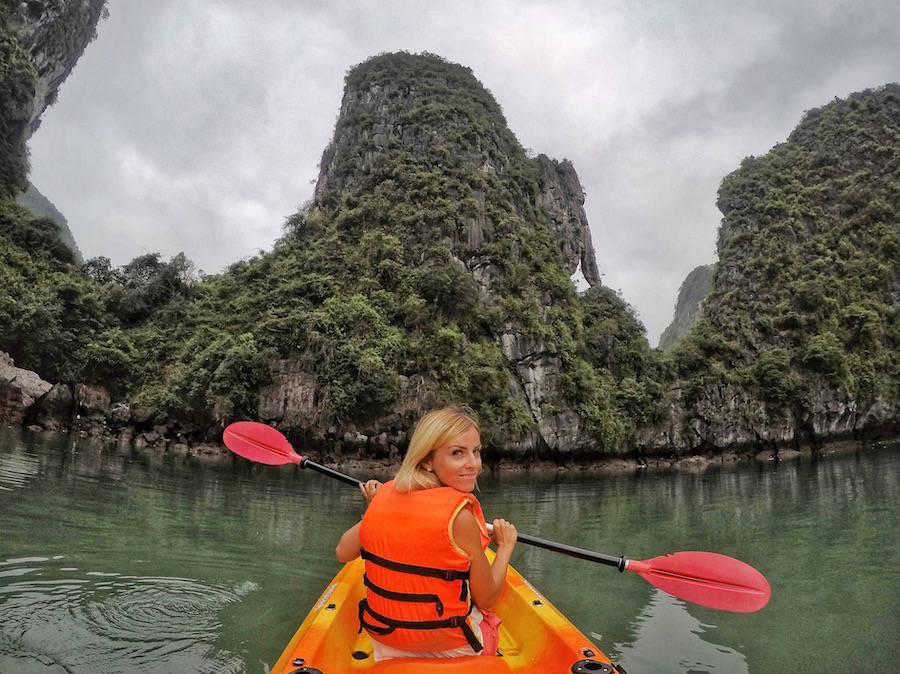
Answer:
(25, 0, 900, 342)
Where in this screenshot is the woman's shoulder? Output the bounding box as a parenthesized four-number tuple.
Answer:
(450, 505, 489, 556)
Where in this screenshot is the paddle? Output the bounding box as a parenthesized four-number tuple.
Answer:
(223, 421, 771, 613)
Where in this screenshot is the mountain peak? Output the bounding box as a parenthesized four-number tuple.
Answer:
(310, 51, 600, 285)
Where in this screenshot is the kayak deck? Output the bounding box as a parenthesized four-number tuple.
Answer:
(272, 555, 619, 673)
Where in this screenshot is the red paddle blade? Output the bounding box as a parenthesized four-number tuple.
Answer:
(223, 421, 302, 465)
(627, 552, 771, 613)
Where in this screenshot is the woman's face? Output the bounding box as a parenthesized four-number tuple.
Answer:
(422, 426, 482, 492)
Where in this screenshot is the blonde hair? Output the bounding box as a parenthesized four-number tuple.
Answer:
(393, 406, 481, 492)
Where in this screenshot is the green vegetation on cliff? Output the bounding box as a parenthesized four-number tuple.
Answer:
(0, 1, 35, 198)
(1, 52, 663, 453)
(3, 44, 899, 454)
(673, 85, 900, 426)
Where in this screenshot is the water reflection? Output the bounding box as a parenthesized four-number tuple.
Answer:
(612, 589, 749, 674)
(0, 452, 40, 491)
(0, 430, 40, 491)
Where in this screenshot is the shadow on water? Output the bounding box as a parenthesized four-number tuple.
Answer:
(1, 427, 898, 673)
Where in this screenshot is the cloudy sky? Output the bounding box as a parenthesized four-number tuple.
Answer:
(28, 0, 900, 344)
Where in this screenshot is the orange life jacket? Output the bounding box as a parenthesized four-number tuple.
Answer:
(357, 480, 491, 653)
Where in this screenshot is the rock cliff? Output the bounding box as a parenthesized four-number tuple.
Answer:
(312, 54, 599, 287)
(0, 350, 51, 425)
(2, 49, 625, 459)
(647, 85, 900, 453)
(2, 1, 105, 250)
(15, 181, 81, 260)
(294, 52, 604, 456)
(535, 154, 601, 286)
(8, 0, 107, 141)
(658, 264, 713, 351)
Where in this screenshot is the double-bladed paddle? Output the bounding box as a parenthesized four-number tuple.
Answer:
(223, 421, 771, 613)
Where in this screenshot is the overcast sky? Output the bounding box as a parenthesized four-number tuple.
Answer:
(27, 0, 900, 345)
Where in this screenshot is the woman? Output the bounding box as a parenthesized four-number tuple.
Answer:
(336, 406, 517, 660)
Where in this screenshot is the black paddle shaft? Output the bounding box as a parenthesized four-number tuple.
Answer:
(515, 532, 628, 571)
(299, 457, 365, 488)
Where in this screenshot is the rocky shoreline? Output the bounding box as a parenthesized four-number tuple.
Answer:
(318, 438, 882, 479)
(2, 350, 894, 476)
(2, 409, 888, 492)
(12, 422, 877, 480)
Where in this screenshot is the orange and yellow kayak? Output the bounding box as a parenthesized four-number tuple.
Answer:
(272, 556, 623, 673)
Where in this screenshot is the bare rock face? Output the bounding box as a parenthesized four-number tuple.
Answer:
(8, 0, 108, 141)
(298, 53, 605, 456)
(74, 382, 110, 419)
(497, 329, 584, 454)
(535, 155, 600, 287)
(638, 382, 900, 456)
(0, 351, 52, 425)
(257, 359, 319, 427)
(0, 358, 115, 433)
(34, 383, 74, 432)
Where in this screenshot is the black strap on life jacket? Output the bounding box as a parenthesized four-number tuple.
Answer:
(363, 574, 446, 616)
(358, 598, 482, 653)
(358, 547, 481, 653)
(360, 549, 470, 602)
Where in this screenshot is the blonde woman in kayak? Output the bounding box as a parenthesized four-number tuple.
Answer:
(336, 405, 518, 660)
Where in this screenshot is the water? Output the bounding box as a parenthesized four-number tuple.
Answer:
(0, 428, 897, 673)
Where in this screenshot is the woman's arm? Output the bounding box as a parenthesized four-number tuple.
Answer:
(453, 508, 517, 610)
(335, 480, 382, 562)
(336, 520, 363, 562)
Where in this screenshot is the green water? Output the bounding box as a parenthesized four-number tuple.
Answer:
(0, 428, 897, 673)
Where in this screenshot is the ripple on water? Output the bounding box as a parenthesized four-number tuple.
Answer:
(0, 557, 259, 674)
(0, 451, 41, 492)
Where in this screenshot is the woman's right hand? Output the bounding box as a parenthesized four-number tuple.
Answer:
(459, 514, 518, 610)
(359, 479, 382, 504)
(490, 518, 517, 551)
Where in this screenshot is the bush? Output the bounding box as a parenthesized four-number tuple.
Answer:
(0, 202, 76, 264)
(801, 332, 847, 385)
(750, 346, 799, 409)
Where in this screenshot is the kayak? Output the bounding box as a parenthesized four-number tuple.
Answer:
(271, 555, 624, 673)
